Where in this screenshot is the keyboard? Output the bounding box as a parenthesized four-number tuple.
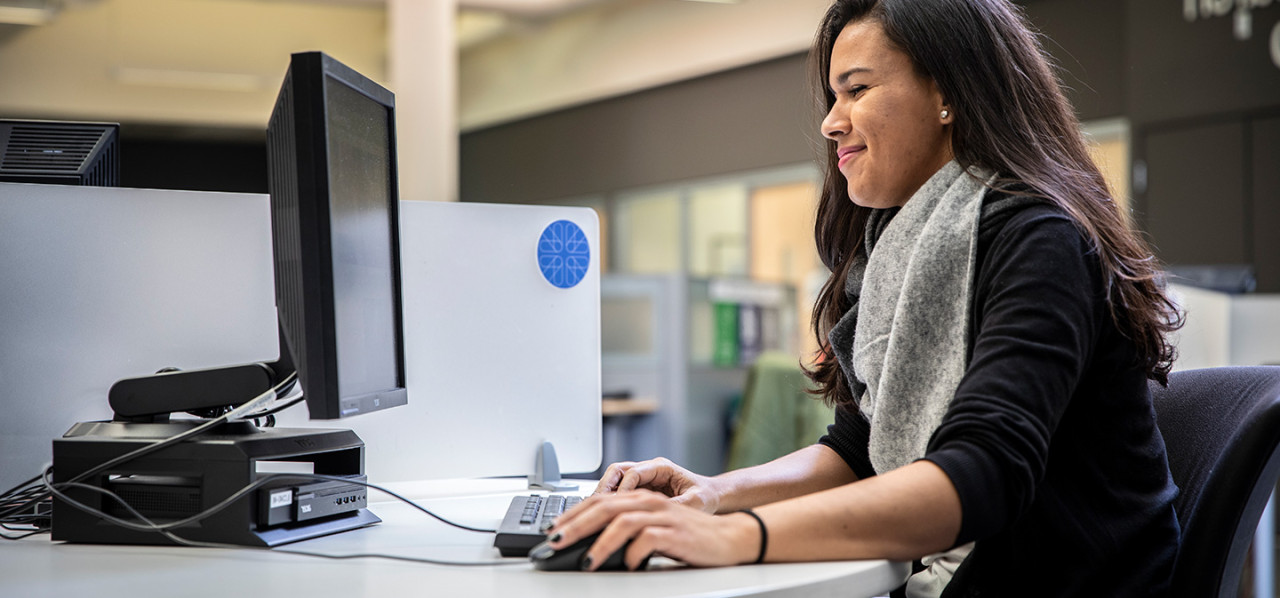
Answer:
(493, 494, 583, 557)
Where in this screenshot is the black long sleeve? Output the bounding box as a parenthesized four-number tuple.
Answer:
(820, 200, 1179, 597)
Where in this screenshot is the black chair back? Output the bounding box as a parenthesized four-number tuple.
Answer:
(1151, 366, 1280, 598)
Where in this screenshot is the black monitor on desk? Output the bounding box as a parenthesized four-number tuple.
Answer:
(266, 51, 408, 420)
(104, 51, 408, 423)
(51, 52, 409, 547)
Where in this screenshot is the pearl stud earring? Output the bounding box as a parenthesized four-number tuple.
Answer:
(941, 109, 950, 119)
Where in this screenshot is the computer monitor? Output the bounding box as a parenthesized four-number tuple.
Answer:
(266, 51, 408, 420)
(45, 53, 409, 547)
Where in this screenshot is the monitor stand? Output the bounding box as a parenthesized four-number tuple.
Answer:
(51, 420, 379, 547)
(51, 350, 378, 548)
(528, 441, 578, 492)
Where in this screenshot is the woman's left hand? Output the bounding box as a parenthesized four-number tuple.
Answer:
(546, 489, 761, 571)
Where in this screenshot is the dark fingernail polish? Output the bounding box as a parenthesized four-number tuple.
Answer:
(580, 555, 594, 571)
(548, 532, 562, 543)
(529, 542, 554, 560)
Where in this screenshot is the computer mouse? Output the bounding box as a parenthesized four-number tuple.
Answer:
(528, 531, 650, 571)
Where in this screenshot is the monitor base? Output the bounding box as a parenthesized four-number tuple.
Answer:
(52, 421, 377, 547)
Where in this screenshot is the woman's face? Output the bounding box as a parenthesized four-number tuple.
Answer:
(821, 19, 953, 209)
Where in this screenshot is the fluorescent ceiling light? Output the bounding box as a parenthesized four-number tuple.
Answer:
(0, 0, 59, 26)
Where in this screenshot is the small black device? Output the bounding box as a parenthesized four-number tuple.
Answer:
(51, 51, 409, 547)
(257, 475, 369, 528)
(54, 421, 375, 546)
(494, 494, 583, 557)
(0, 119, 119, 186)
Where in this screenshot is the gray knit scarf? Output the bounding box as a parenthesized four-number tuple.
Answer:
(830, 160, 995, 473)
(827, 161, 1038, 597)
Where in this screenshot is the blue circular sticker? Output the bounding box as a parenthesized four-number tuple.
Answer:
(537, 220, 590, 289)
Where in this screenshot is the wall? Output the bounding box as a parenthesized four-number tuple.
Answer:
(119, 127, 267, 193)
(460, 53, 817, 205)
(459, 0, 1136, 208)
(462, 0, 1280, 291)
(459, 0, 832, 131)
(1126, 0, 1280, 291)
(1021, 0, 1126, 120)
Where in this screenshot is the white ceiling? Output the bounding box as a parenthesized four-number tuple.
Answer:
(457, 0, 614, 18)
(0, 0, 813, 131)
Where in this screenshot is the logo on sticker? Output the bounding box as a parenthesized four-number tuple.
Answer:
(537, 220, 590, 289)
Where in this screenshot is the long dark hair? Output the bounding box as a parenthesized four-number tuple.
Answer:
(806, 0, 1183, 407)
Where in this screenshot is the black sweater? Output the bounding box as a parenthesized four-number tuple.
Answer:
(818, 200, 1180, 597)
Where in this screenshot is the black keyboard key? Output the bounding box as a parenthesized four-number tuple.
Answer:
(493, 494, 585, 557)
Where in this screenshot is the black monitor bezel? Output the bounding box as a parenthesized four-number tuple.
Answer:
(266, 51, 408, 420)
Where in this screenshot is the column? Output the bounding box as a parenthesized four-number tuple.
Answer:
(388, 0, 457, 202)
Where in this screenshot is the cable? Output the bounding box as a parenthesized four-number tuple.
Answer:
(44, 468, 497, 535)
(241, 395, 305, 420)
(0, 374, 297, 534)
(3, 373, 517, 565)
(68, 372, 294, 488)
(304, 473, 498, 534)
(43, 472, 518, 566)
(1, 474, 42, 500)
(0, 478, 50, 535)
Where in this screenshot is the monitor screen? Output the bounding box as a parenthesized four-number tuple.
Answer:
(266, 51, 407, 419)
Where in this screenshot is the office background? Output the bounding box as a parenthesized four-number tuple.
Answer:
(3, 0, 1275, 290)
(1, 0, 1278, 592)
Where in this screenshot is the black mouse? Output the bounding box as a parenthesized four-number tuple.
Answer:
(529, 531, 650, 571)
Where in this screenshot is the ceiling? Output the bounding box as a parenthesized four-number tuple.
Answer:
(457, 0, 614, 18)
(0, 0, 740, 51)
(0, 0, 797, 132)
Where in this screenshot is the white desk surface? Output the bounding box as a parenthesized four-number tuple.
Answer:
(0, 478, 908, 598)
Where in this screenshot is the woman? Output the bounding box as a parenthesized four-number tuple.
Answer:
(547, 0, 1183, 595)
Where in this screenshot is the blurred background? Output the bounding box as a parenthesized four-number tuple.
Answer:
(1, 0, 1279, 590)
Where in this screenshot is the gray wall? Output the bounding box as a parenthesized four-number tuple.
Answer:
(1123, 0, 1280, 291)
(1022, 0, 1126, 120)
(460, 0, 1280, 290)
(460, 54, 818, 205)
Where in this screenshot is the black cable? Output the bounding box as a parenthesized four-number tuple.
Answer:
(0, 526, 46, 540)
(65, 373, 296, 488)
(0, 474, 42, 500)
(0, 489, 46, 512)
(241, 395, 305, 420)
(44, 468, 497, 535)
(44, 474, 518, 566)
(301, 473, 499, 534)
(0, 480, 51, 539)
(270, 548, 526, 567)
(3, 372, 513, 564)
(0, 374, 297, 531)
(0, 482, 48, 528)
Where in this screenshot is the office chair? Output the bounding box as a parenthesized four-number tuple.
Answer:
(1151, 366, 1280, 598)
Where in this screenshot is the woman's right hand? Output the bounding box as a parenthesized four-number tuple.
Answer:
(594, 457, 723, 513)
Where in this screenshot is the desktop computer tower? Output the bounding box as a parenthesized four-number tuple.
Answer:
(51, 422, 379, 547)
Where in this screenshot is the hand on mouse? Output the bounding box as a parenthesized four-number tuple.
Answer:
(546, 489, 761, 571)
(593, 457, 723, 513)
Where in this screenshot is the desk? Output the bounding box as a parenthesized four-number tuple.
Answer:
(0, 479, 908, 598)
(600, 398, 661, 473)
